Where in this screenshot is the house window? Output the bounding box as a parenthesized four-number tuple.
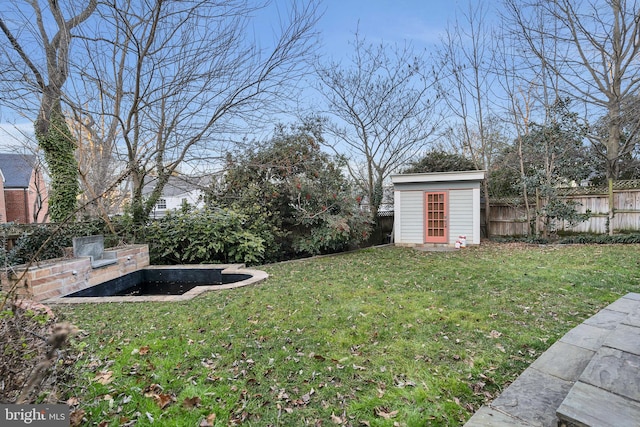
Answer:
(156, 198, 167, 210)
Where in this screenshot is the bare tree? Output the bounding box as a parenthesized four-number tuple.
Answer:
(69, 113, 126, 218)
(494, 31, 536, 232)
(494, 9, 564, 234)
(438, 2, 502, 236)
(315, 33, 439, 220)
(69, 0, 320, 225)
(0, 0, 97, 222)
(504, 0, 640, 182)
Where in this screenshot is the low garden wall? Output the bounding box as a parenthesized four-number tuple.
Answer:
(1, 244, 149, 301)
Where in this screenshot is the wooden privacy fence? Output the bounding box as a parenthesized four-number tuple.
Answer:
(483, 180, 640, 236)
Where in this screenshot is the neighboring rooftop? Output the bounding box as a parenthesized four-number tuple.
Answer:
(0, 153, 36, 188)
(142, 174, 211, 198)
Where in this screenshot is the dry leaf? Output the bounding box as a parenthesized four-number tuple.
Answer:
(139, 345, 150, 355)
(375, 407, 399, 419)
(69, 409, 85, 427)
(66, 396, 79, 406)
(93, 371, 113, 385)
(496, 343, 506, 353)
(143, 383, 163, 396)
(154, 393, 174, 409)
(199, 413, 216, 427)
(183, 396, 202, 408)
(331, 413, 343, 424)
(489, 330, 502, 339)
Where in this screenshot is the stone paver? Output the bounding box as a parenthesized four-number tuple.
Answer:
(579, 346, 640, 402)
(558, 323, 609, 351)
(602, 323, 640, 355)
(489, 367, 573, 426)
(463, 406, 533, 426)
(605, 296, 640, 314)
(529, 341, 594, 382)
(582, 308, 628, 330)
(623, 307, 640, 328)
(556, 382, 640, 427)
(465, 293, 640, 427)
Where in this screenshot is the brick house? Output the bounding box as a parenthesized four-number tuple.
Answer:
(0, 153, 48, 223)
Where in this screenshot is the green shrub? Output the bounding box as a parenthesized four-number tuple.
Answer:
(142, 207, 265, 265)
(0, 221, 108, 266)
(490, 233, 640, 245)
(559, 233, 640, 244)
(208, 120, 373, 261)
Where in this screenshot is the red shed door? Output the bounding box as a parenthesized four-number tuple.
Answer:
(424, 192, 448, 243)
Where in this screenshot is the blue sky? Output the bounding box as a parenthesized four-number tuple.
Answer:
(0, 0, 464, 146)
(317, 0, 459, 58)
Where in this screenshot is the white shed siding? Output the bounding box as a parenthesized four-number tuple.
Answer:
(391, 171, 486, 246)
(472, 187, 481, 244)
(448, 189, 473, 243)
(398, 191, 424, 243)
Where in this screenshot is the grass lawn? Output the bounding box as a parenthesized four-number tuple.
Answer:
(55, 243, 640, 426)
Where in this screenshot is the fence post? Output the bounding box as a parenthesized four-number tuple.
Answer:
(608, 179, 614, 236)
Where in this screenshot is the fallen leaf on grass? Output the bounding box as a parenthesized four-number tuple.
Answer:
(69, 409, 85, 427)
(143, 383, 164, 396)
(330, 413, 344, 424)
(496, 343, 506, 353)
(154, 393, 175, 409)
(199, 413, 216, 427)
(488, 330, 502, 339)
(375, 407, 399, 419)
(66, 396, 79, 406)
(139, 345, 150, 355)
(93, 371, 113, 385)
(183, 396, 202, 408)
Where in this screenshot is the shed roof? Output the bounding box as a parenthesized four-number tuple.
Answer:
(391, 170, 486, 185)
(0, 153, 36, 188)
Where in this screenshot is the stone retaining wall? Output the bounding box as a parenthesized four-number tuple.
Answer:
(1, 244, 149, 301)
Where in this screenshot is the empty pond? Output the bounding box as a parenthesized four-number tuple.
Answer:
(52, 265, 268, 303)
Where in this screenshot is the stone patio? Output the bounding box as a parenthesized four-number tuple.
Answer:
(464, 292, 640, 427)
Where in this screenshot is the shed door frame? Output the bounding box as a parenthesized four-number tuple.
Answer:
(424, 191, 448, 243)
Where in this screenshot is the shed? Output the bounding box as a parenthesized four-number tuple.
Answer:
(391, 170, 486, 246)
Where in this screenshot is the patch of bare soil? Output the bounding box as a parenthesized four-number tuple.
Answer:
(0, 299, 77, 403)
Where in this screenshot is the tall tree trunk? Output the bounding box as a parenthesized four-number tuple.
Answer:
(35, 99, 79, 222)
